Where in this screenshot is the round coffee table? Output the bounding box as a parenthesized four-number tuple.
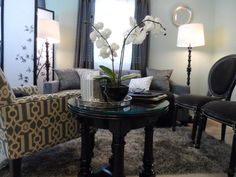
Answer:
(68, 97, 169, 177)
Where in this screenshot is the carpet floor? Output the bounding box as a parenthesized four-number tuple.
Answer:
(0, 127, 232, 177)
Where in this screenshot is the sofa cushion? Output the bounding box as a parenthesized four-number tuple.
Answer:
(129, 76, 153, 91)
(54, 69, 80, 91)
(146, 68, 173, 91)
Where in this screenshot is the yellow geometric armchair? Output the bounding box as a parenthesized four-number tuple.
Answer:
(0, 68, 80, 177)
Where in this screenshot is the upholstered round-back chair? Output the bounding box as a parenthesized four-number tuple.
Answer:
(173, 54, 236, 145)
(196, 100, 236, 177)
(208, 55, 236, 99)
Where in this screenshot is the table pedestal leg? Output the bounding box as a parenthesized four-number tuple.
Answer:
(112, 133, 126, 177)
(108, 138, 115, 170)
(78, 122, 94, 177)
(139, 125, 155, 177)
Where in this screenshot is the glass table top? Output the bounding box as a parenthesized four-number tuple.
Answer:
(68, 96, 169, 117)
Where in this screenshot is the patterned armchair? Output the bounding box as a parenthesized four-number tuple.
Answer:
(0, 69, 80, 177)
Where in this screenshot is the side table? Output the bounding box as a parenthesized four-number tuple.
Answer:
(68, 97, 169, 177)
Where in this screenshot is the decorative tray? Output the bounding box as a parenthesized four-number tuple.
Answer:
(76, 95, 132, 109)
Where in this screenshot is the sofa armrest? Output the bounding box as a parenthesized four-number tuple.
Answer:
(170, 81, 190, 95)
(43, 80, 60, 94)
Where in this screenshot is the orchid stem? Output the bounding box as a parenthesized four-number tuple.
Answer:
(117, 19, 166, 85)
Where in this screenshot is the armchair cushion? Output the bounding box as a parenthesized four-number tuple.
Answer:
(146, 68, 173, 91)
(54, 69, 80, 91)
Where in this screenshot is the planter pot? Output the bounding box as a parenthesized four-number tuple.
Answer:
(101, 85, 129, 102)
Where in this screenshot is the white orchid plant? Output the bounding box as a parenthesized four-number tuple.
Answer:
(89, 15, 166, 87)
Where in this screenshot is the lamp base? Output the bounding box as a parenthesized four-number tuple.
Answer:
(186, 46, 192, 86)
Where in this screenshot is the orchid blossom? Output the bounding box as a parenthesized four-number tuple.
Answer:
(89, 15, 166, 87)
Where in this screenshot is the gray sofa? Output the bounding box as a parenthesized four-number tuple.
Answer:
(43, 68, 190, 127)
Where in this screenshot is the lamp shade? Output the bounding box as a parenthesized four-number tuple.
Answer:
(38, 19, 60, 44)
(177, 23, 205, 47)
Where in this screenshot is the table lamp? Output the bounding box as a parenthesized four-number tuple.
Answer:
(38, 19, 60, 81)
(177, 23, 205, 86)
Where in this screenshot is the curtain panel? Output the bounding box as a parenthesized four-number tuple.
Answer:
(131, 0, 150, 76)
(74, 0, 95, 69)
(38, 0, 45, 8)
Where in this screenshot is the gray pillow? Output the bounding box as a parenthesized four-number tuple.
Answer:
(54, 69, 80, 91)
(146, 68, 173, 91)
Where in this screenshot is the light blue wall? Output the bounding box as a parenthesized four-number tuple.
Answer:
(149, 0, 215, 95)
(213, 0, 236, 101)
(213, 0, 236, 61)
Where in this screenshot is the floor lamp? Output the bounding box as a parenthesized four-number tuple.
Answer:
(177, 23, 205, 86)
(38, 19, 60, 81)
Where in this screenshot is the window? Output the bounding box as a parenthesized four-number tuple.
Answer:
(94, 0, 135, 70)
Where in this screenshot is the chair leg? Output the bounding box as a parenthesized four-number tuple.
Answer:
(227, 128, 236, 177)
(202, 117, 208, 131)
(9, 158, 22, 177)
(195, 113, 206, 149)
(172, 104, 179, 131)
(221, 124, 227, 142)
(191, 111, 199, 144)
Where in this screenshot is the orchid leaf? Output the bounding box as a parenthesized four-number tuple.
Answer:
(121, 73, 141, 81)
(94, 75, 112, 85)
(99, 65, 116, 83)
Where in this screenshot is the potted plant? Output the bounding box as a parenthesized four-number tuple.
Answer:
(89, 15, 166, 101)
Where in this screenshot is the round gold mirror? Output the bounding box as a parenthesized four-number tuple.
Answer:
(172, 6, 192, 27)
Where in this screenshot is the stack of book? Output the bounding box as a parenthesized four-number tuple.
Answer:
(128, 91, 167, 103)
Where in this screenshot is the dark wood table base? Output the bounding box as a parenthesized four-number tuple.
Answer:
(78, 122, 156, 177)
(68, 97, 169, 177)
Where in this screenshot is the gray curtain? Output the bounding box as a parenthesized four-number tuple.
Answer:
(74, 0, 95, 69)
(38, 0, 46, 8)
(131, 0, 150, 76)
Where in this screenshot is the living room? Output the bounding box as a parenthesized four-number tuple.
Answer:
(0, 0, 236, 177)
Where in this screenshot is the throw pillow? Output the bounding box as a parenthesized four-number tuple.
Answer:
(146, 68, 173, 91)
(54, 69, 80, 91)
(129, 76, 153, 91)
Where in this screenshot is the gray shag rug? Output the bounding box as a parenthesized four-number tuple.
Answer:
(0, 127, 232, 177)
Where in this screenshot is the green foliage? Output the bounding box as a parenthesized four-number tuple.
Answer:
(121, 73, 140, 81)
(99, 65, 117, 85)
(99, 65, 140, 86)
